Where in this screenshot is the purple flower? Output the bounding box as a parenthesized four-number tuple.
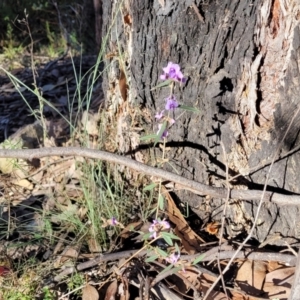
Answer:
(160, 62, 186, 83)
(149, 219, 170, 239)
(102, 217, 124, 228)
(157, 124, 168, 139)
(166, 252, 180, 264)
(165, 96, 179, 111)
(111, 217, 117, 226)
(155, 110, 165, 120)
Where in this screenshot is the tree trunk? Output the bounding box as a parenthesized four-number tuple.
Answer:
(101, 0, 300, 246)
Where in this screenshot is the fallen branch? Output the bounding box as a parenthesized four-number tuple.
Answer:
(53, 247, 297, 282)
(0, 147, 300, 205)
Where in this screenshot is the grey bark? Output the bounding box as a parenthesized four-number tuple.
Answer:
(101, 0, 300, 246)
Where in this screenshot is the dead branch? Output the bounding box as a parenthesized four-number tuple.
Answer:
(0, 147, 300, 205)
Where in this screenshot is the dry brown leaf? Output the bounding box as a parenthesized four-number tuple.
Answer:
(53, 246, 79, 268)
(262, 266, 294, 298)
(104, 279, 118, 300)
(265, 266, 295, 284)
(119, 221, 143, 239)
(11, 178, 33, 190)
(82, 284, 99, 300)
(30, 168, 44, 182)
(177, 267, 201, 292)
(263, 281, 291, 299)
(236, 260, 267, 296)
(119, 276, 130, 300)
(231, 292, 250, 300)
(201, 272, 217, 284)
(163, 186, 204, 254)
(201, 286, 228, 300)
(267, 260, 286, 272)
(87, 237, 102, 253)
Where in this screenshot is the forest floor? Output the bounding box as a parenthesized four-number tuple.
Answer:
(0, 4, 298, 300)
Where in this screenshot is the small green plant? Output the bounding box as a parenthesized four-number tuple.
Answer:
(42, 286, 56, 300)
(43, 20, 66, 58)
(2, 22, 24, 61)
(67, 272, 85, 296)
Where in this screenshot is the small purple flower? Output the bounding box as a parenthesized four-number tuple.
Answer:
(166, 252, 180, 264)
(160, 62, 186, 83)
(149, 219, 170, 239)
(165, 96, 179, 111)
(155, 110, 165, 120)
(149, 223, 157, 239)
(157, 124, 168, 139)
(102, 216, 124, 228)
(111, 217, 117, 226)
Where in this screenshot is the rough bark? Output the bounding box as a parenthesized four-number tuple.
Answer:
(101, 0, 300, 246)
(93, 0, 102, 51)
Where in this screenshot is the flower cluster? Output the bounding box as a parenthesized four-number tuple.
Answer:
(156, 62, 186, 139)
(149, 219, 170, 239)
(160, 62, 186, 83)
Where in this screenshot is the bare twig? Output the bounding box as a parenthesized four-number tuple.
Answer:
(217, 142, 230, 300)
(0, 147, 300, 205)
(53, 247, 297, 282)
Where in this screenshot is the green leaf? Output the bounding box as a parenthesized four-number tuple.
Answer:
(161, 232, 181, 242)
(158, 194, 165, 210)
(145, 254, 159, 262)
(156, 247, 168, 258)
(163, 235, 173, 246)
(179, 104, 200, 113)
(150, 79, 172, 90)
(154, 121, 167, 146)
(158, 265, 182, 276)
(140, 134, 158, 141)
(192, 254, 205, 265)
(142, 232, 152, 240)
(159, 264, 173, 274)
(143, 183, 157, 191)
